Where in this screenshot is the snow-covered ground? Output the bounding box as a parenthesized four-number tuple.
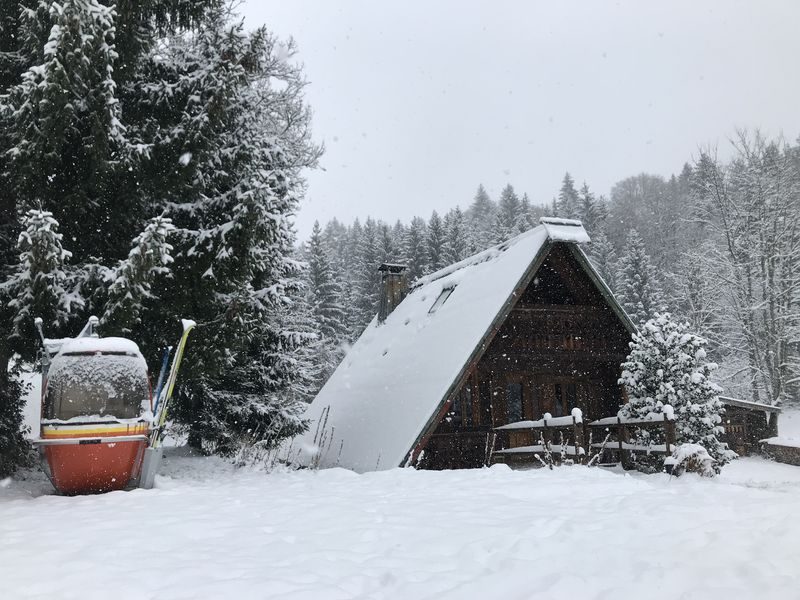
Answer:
(2, 451, 799, 600)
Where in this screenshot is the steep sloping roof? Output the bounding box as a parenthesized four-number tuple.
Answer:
(291, 219, 629, 472)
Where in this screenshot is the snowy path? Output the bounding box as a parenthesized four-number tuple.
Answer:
(2, 454, 799, 600)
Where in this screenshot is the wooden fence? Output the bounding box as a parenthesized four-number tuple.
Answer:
(491, 407, 676, 468)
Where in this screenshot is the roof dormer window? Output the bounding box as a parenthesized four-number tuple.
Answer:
(428, 285, 456, 314)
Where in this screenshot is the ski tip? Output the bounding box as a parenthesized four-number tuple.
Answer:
(181, 319, 197, 331)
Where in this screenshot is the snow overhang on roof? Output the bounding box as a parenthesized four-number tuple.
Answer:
(288, 220, 610, 473)
(539, 217, 591, 243)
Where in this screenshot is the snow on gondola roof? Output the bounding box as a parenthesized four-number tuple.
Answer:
(59, 336, 144, 358)
(290, 219, 618, 473)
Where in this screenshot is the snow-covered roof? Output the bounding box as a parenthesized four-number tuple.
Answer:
(292, 219, 621, 473)
(719, 396, 782, 414)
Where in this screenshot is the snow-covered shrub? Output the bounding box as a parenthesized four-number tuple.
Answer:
(665, 443, 716, 478)
(619, 313, 735, 473)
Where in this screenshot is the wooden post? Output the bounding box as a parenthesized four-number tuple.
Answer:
(573, 417, 584, 464)
(619, 418, 630, 470)
(665, 418, 676, 456)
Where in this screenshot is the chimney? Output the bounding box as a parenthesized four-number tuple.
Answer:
(377, 263, 408, 323)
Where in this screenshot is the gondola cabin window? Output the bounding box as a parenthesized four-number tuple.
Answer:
(44, 352, 150, 420)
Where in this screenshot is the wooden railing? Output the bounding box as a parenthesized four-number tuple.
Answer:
(492, 409, 586, 465)
(586, 410, 676, 469)
(491, 406, 677, 468)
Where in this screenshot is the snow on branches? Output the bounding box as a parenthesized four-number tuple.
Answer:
(4, 209, 73, 339)
(104, 216, 175, 332)
(619, 313, 735, 472)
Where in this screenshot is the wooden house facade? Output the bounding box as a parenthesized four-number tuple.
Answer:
(419, 242, 634, 469)
(291, 219, 636, 473)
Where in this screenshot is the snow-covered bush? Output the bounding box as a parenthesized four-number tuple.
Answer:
(619, 313, 735, 473)
(664, 443, 716, 478)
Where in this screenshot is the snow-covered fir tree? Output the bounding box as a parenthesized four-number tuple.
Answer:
(494, 184, 523, 241)
(353, 217, 381, 327)
(557, 172, 580, 218)
(403, 216, 428, 281)
(304, 222, 346, 393)
(426, 210, 446, 272)
(140, 12, 321, 454)
(3, 0, 136, 262)
(576, 183, 600, 232)
(103, 216, 175, 334)
(306, 221, 346, 340)
(467, 184, 496, 252)
(619, 313, 735, 472)
(443, 206, 468, 264)
(4, 210, 73, 354)
(616, 229, 665, 324)
(588, 228, 617, 294)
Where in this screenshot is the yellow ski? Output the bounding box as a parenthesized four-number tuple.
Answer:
(151, 319, 196, 449)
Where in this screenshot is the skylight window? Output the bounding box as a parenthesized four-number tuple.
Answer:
(428, 286, 456, 314)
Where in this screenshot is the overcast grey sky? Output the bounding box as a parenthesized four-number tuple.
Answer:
(239, 1, 800, 239)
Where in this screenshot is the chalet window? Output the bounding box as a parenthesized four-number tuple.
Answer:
(506, 383, 523, 423)
(428, 286, 456, 314)
(566, 383, 577, 409)
(554, 383, 564, 417)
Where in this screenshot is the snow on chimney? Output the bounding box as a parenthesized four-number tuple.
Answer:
(377, 263, 408, 324)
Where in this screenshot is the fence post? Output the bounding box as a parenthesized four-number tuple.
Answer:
(573, 416, 584, 464)
(619, 418, 631, 470)
(665, 417, 675, 456)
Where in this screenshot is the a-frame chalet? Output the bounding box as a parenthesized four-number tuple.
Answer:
(293, 218, 636, 472)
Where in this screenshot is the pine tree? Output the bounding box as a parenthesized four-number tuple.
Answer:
(616, 229, 665, 324)
(306, 221, 346, 340)
(576, 183, 599, 232)
(443, 206, 468, 264)
(2, 0, 135, 262)
(588, 228, 617, 293)
(494, 184, 523, 241)
(426, 210, 446, 272)
(103, 216, 175, 334)
(403, 216, 428, 281)
(4, 210, 74, 355)
(619, 313, 735, 472)
(519, 193, 539, 230)
(557, 172, 580, 218)
(467, 184, 496, 252)
(377, 221, 396, 264)
(353, 217, 381, 327)
(149, 14, 321, 454)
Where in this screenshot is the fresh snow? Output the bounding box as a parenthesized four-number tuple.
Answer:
(2, 452, 800, 599)
(58, 336, 143, 357)
(293, 222, 593, 472)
